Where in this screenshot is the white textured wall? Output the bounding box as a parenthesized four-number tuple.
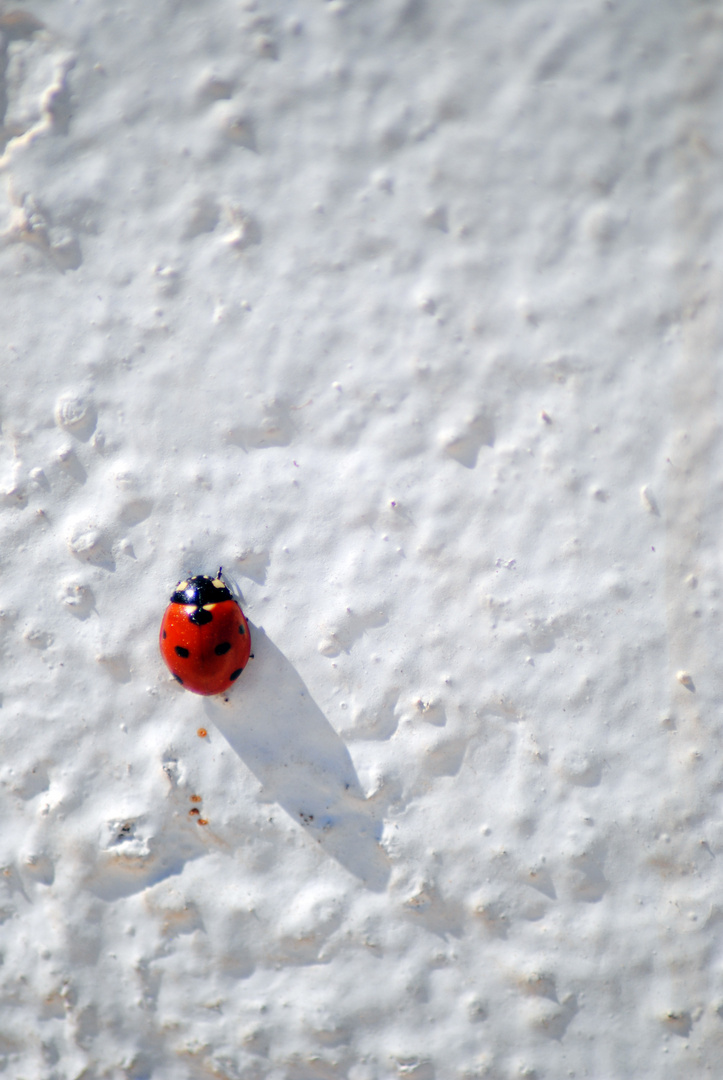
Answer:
(1, 1, 722, 1076)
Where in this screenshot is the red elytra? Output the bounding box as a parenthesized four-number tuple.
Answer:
(159, 573, 251, 696)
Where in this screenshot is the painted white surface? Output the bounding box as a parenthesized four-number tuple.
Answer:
(0, 0, 722, 1076)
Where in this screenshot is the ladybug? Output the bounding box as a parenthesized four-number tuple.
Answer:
(159, 571, 251, 696)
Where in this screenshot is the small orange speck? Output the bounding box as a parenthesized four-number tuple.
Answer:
(189, 808, 200, 816)
(190, 794, 202, 803)
(197, 818, 208, 826)
(197, 728, 207, 738)
(0, 12, 45, 36)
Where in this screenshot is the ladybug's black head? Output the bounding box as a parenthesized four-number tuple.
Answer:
(171, 574, 233, 607)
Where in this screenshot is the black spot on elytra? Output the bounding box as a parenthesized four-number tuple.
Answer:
(238, 623, 245, 634)
(215, 642, 231, 656)
(229, 667, 243, 681)
(175, 645, 190, 658)
(173, 674, 184, 684)
(189, 607, 213, 626)
(162, 630, 167, 639)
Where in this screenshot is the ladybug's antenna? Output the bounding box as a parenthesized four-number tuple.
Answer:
(217, 566, 223, 578)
